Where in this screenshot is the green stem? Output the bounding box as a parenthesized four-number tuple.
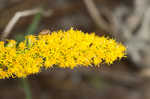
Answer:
(20, 9, 42, 99)
(21, 79, 32, 99)
(26, 12, 42, 35)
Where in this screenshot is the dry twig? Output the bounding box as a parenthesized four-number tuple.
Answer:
(1, 8, 52, 40)
(83, 0, 110, 31)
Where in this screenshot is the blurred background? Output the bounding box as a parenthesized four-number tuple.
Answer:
(1, 0, 150, 99)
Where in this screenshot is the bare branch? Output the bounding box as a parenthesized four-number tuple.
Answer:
(83, 0, 110, 31)
(1, 8, 52, 40)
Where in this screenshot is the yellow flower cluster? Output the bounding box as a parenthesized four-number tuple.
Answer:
(0, 28, 126, 79)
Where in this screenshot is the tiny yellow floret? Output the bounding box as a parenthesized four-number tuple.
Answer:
(0, 28, 126, 79)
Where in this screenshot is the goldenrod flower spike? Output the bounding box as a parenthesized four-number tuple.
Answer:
(0, 28, 126, 79)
